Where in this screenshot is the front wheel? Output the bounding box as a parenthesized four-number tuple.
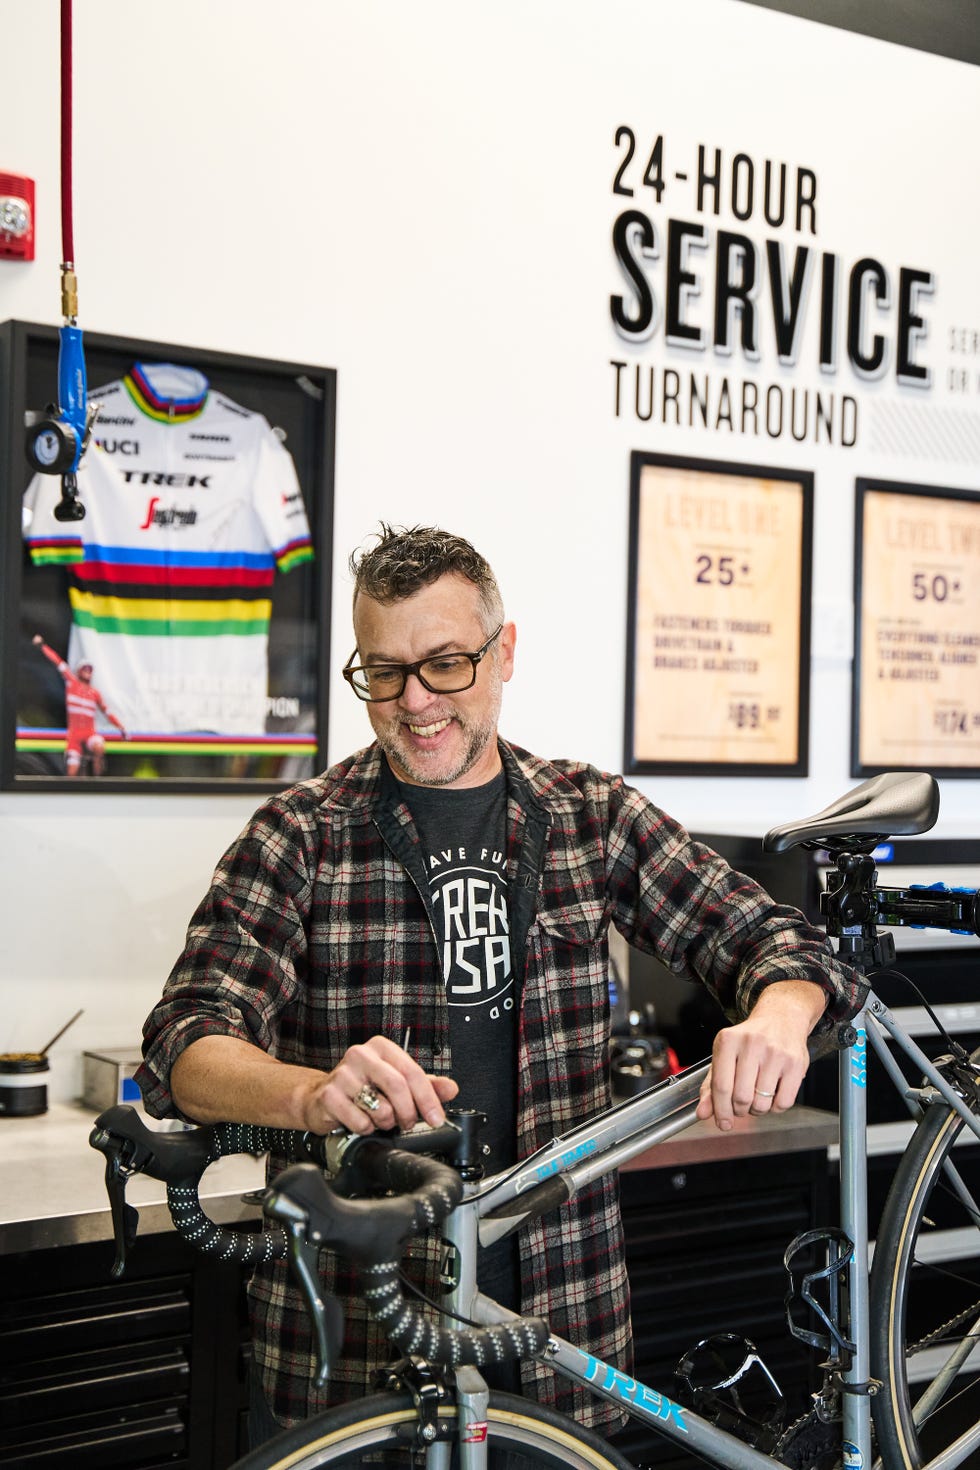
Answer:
(870, 1079, 980, 1469)
(231, 1389, 636, 1469)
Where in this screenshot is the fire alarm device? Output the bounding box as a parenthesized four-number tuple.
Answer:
(0, 173, 35, 260)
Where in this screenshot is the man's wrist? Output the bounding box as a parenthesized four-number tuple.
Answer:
(751, 977, 828, 1031)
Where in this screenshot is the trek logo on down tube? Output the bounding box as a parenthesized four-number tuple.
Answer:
(575, 1351, 689, 1432)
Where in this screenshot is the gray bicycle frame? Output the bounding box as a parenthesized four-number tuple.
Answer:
(426, 1001, 980, 1470)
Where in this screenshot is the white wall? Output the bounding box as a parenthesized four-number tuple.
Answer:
(2, 0, 978, 1099)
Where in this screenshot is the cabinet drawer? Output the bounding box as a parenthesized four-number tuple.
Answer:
(0, 1278, 192, 1362)
(0, 1405, 185, 1468)
(0, 1340, 190, 1425)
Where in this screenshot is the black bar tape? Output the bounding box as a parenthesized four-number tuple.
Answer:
(376, 1147, 464, 1230)
(264, 1153, 462, 1269)
(208, 1120, 299, 1163)
(263, 1146, 551, 1366)
(163, 1122, 302, 1264)
(91, 1108, 307, 1265)
(361, 1261, 550, 1366)
(166, 1182, 290, 1263)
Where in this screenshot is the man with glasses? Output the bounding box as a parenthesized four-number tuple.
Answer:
(137, 524, 862, 1447)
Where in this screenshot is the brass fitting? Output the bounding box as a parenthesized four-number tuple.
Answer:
(61, 265, 78, 323)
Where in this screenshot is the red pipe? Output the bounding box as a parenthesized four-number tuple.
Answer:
(60, 0, 74, 265)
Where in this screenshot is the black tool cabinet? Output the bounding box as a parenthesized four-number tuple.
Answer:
(0, 1231, 250, 1469)
(615, 1145, 830, 1470)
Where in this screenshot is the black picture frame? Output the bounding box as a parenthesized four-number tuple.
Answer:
(0, 320, 335, 793)
(852, 476, 980, 778)
(624, 450, 812, 777)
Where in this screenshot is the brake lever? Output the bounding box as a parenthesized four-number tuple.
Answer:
(265, 1188, 343, 1388)
(90, 1118, 165, 1278)
(98, 1144, 142, 1278)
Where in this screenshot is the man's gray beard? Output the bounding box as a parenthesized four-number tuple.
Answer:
(375, 715, 498, 787)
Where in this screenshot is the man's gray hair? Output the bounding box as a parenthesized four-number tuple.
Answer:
(349, 524, 504, 629)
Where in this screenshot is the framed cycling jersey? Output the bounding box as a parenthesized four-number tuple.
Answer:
(0, 320, 335, 792)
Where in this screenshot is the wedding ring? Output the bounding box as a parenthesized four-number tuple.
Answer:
(355, 1083, 381, 1113)
(754, 1088, 775, 1098)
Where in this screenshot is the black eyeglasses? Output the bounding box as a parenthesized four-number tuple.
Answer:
(343, 625, 503, 703)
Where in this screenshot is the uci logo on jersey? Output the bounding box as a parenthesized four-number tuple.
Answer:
(95, 437, 140, 455)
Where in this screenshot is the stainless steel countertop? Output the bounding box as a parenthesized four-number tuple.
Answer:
(0, 1100, 838, 1255)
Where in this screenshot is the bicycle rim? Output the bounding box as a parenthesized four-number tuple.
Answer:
(870, 1086, 980, 1470)
(232, 1390, 635, 1469)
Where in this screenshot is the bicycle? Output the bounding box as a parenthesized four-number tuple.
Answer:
(89, 769, 980, 1470)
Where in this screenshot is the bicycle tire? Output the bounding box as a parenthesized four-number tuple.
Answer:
(870, 1073, 980, 1470)
(231, 1389, 636, 1469)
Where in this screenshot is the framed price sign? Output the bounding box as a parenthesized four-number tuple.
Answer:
(853, 478, 980, 777)
(625, 452, 812, 776)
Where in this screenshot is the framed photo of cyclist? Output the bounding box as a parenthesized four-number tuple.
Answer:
(852, 478, 980, 777)
(624, 451, 813, 777)
(0, 319, 336, 793)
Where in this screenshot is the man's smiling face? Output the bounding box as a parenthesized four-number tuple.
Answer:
(352, 572, 515, 788)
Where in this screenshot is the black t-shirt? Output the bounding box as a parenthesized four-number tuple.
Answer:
(396, 769, 518, 1172)
(397, 771, 521, 1316)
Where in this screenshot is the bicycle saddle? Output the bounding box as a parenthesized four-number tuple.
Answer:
(763, 771, 940, 853)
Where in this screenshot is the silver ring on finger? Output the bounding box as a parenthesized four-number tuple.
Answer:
(754, 1088, 775, 1098)
(354, 1083, 381, 1114)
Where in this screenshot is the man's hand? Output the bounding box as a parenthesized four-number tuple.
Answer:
(170, 1032, 458, 1134)
(300, 1034, 459, 1136)
(695, 980, 827, 1131)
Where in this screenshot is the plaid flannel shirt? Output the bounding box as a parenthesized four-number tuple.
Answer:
(138, 739, 863, 1431)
